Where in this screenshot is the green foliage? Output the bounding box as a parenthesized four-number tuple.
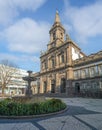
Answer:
(0, 98, 66, 116)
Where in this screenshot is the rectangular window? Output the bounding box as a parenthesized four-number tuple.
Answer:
(90, 68, 95, 77)
(61, 54, 64, 63)
(74, 71, 78, 79)
(81, 70, 86, 78)
(44, 62, 47, 69)
(98, 65, 102, 75)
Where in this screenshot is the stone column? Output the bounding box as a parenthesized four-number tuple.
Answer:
(56, 73, 60, 93)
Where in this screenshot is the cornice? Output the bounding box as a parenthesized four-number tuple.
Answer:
(40, 41, 69, 58)
(74, 75, 102, 81)
(49, 23, 65, 34)
(74, 50, 102, 67)
(40, 65, 71, 76)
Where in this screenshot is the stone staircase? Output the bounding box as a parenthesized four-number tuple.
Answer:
(34, 93, 73, 98)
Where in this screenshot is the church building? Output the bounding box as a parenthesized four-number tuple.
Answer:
(35, 11, 102, 97)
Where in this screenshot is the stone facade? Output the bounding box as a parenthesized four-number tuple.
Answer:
(35, 11, 102, 98)
(73, 51, 102, 97)
(31, 72, 40, 94)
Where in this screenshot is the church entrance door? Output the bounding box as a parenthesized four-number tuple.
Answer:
(75, 83, 80, 93)
(51, 80, 55, 93)
(60, 78, 66, 93)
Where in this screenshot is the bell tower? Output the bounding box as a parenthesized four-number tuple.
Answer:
(49, 11, 65, 48)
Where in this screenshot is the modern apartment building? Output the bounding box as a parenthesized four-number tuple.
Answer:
(0, 65, 28, 96)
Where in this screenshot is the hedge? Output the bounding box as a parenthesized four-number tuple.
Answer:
(0, 98, 66, 116)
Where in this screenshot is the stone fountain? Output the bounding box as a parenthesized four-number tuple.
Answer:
(23, 70, 36, 96)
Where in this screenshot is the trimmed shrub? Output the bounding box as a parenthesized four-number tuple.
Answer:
(0, 98, 66, 116)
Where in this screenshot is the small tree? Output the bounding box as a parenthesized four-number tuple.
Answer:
(0, 60, 19, 95)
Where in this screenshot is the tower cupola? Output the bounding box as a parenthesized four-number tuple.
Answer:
(49, 11, 65, 45)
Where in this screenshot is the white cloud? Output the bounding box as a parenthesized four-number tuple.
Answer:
(2, 18, 50, 53)
(0, 0, 47, 26)
(0, 53, 39, 62)
(20, 54, 40, 63)
(0, 53, 40, 70)
(12, 0, 47, 11)
(64, 0, 102, 43)
(0, 0, 17, 26)
(0, 53, 19, 62)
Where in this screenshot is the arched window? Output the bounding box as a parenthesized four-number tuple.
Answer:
(52, 58, 55, 68)
(60, 33, 63, 40)
(43, 81, 47, 93)
(60, 78, 66, 93)
(51, 80, 55, 93)
(61, 54, 64, 63)
(53, 32, 56, 40)
(44, 62, 47, 69)
(75, 83, 80, 93)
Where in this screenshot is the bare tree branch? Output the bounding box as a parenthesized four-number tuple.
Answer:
(0, 59, 19, 95)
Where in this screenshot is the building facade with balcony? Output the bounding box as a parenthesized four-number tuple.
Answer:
(38, 11, 102, 97)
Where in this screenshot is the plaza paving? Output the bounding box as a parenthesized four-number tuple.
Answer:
(0, 98, 102, 130)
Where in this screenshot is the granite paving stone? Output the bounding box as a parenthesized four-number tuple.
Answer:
(0, 98, 102, 130)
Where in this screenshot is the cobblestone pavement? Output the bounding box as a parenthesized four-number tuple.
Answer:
(0, 98, 102, 130)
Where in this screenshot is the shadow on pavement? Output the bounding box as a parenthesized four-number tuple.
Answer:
(0, 105, 101, 130)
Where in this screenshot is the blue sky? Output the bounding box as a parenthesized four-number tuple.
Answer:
(0, 0, 102, 72)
